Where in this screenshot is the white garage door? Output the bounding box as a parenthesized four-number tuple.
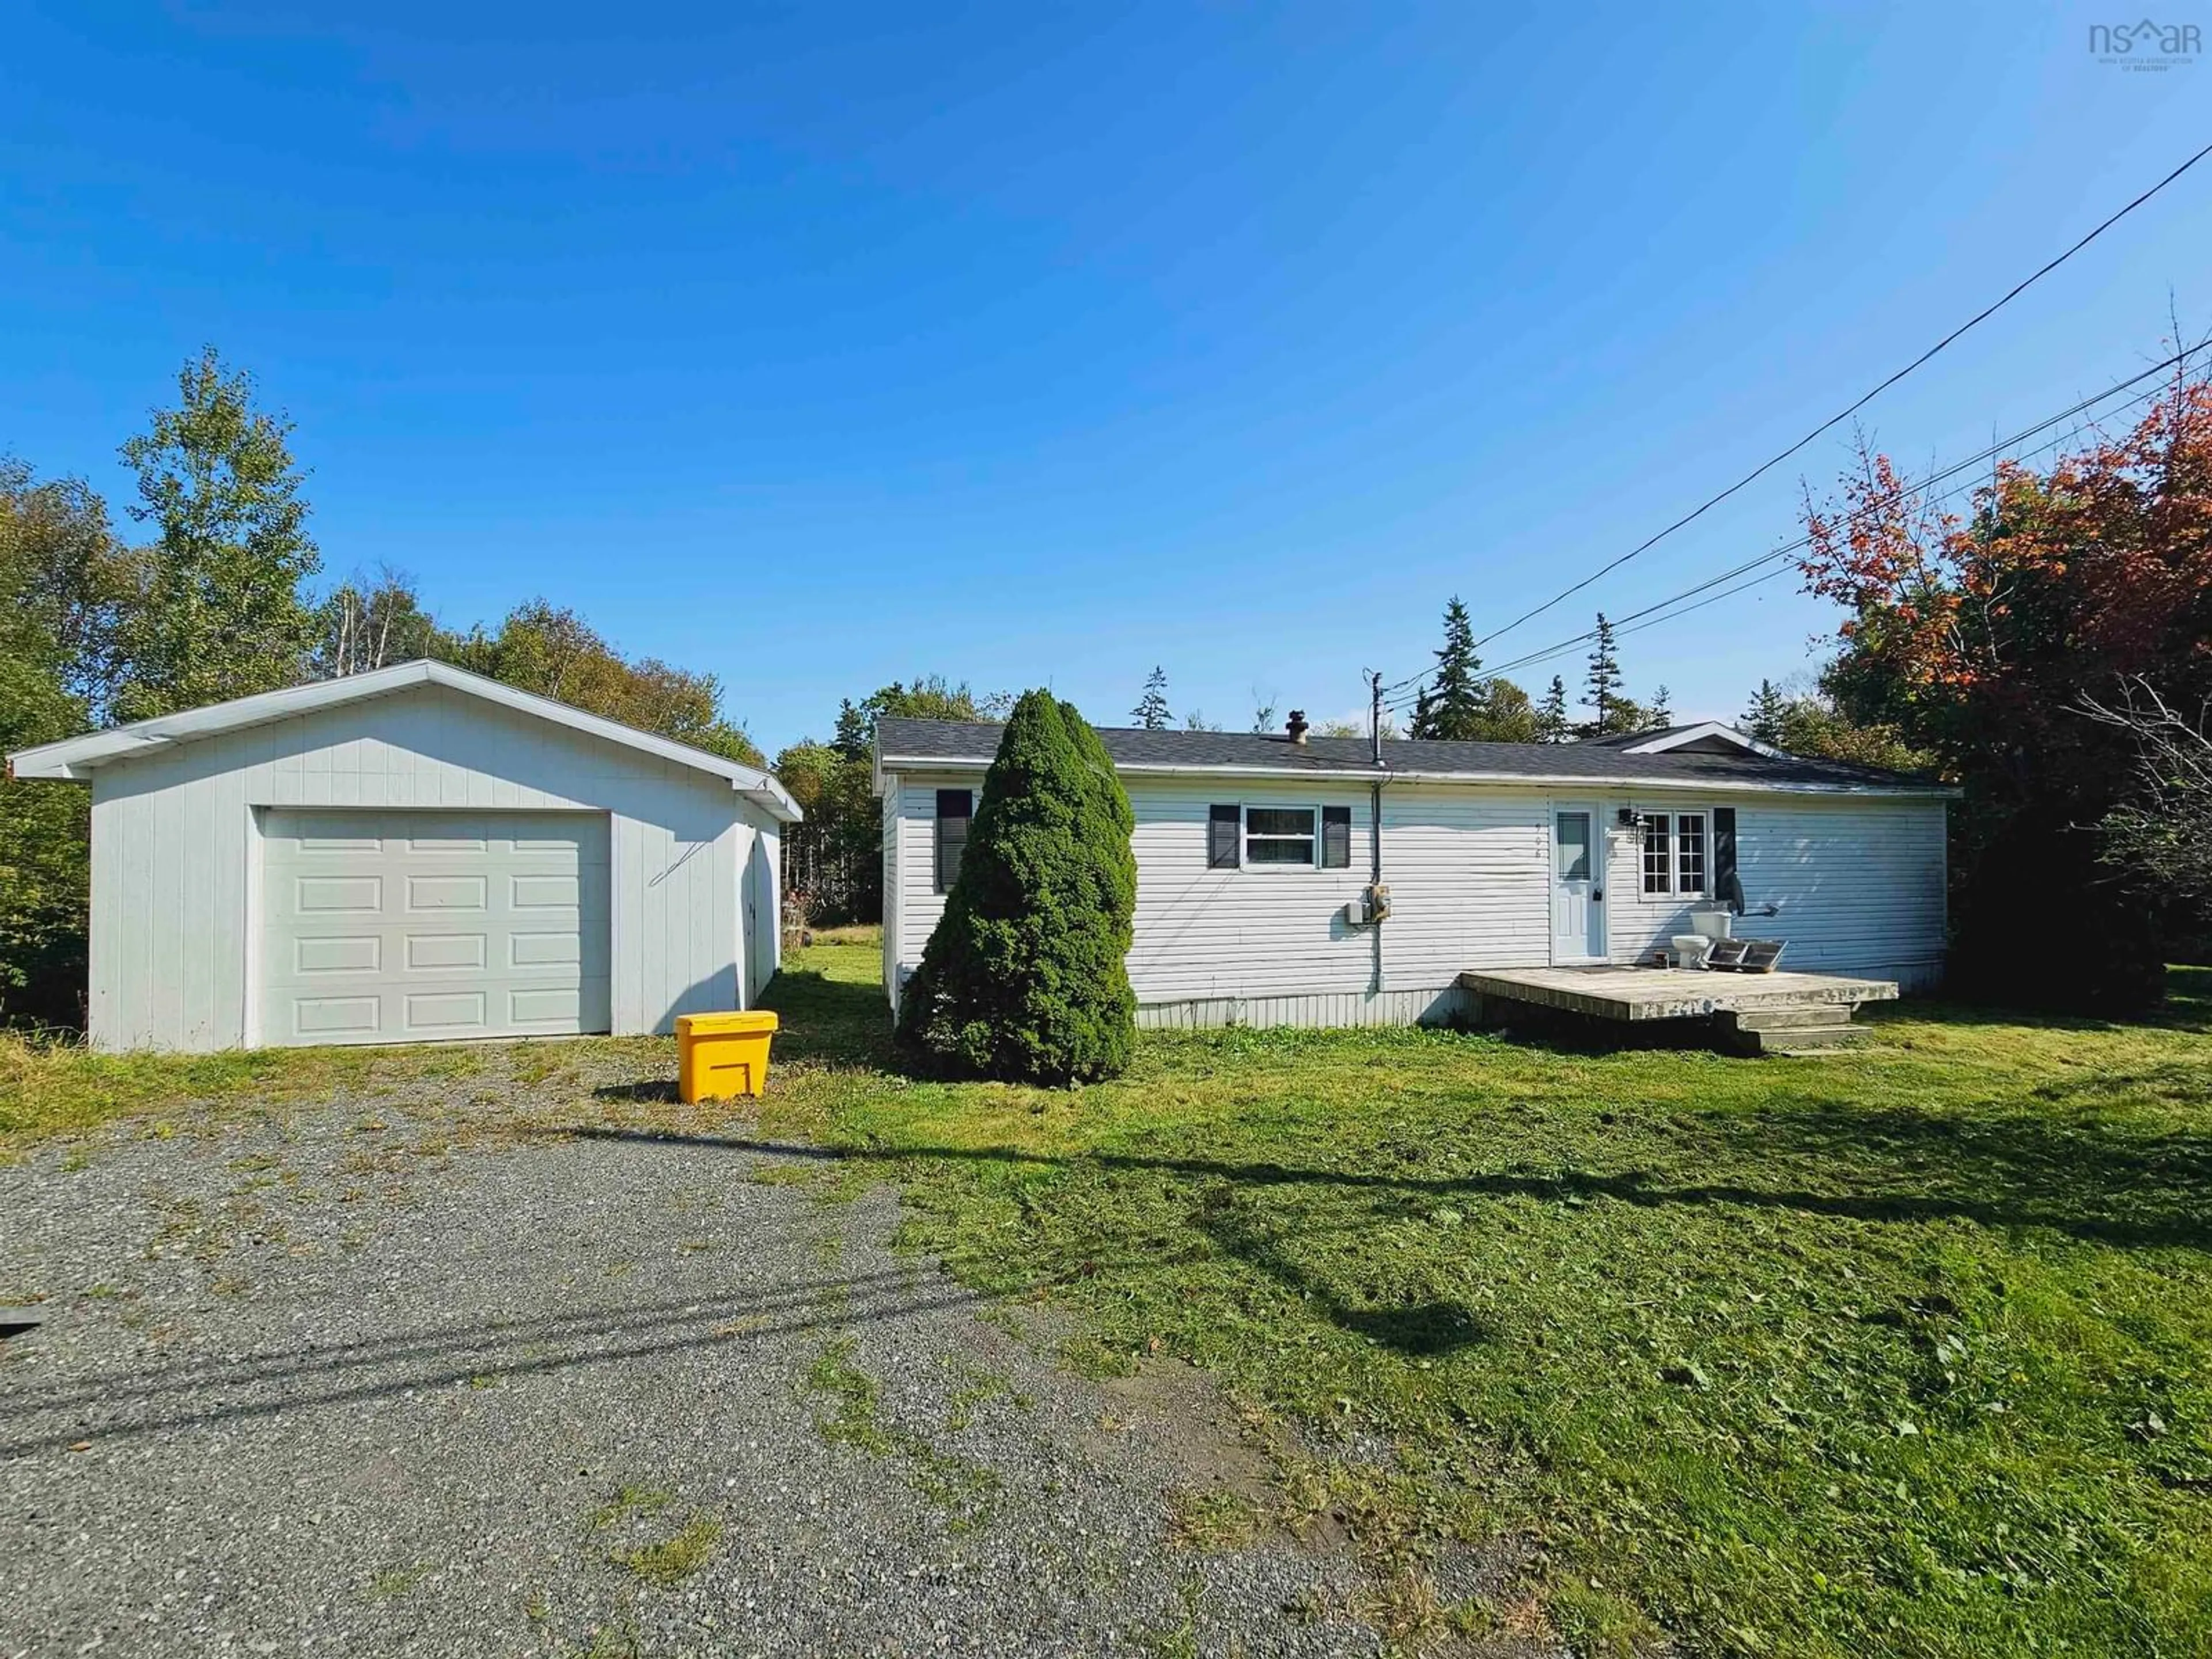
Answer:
(260, 809, 612, 1047)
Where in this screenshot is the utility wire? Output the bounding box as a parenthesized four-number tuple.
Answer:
(1387, 381, 2160, 708)
(1389, 405, 2139, 710)
(1378, 135, 2212, 700)
(1383, 342, 2202, 711)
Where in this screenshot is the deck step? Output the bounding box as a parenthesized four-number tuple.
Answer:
(1722, 1003, 1855, 1032)
(1737, 1022, 1871, 1055)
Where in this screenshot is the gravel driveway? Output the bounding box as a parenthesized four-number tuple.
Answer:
(0, 1055, 1528, 1658)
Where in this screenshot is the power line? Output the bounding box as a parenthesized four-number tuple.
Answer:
(1390, 397, 2139, 709)
(1385, 410, 2110, 709)
(1384, 342, 2202, 710)
(1380, 134, 2212, 699)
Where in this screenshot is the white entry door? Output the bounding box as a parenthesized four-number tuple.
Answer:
(260, 809, 611, 1047)
(1550, 806, 1608, 964)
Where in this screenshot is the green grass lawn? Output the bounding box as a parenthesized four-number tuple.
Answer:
(753, 942, 2212, 1657)
(7, 944, 2208, 1656)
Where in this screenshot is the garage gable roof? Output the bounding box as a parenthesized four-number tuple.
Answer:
(6, 660, 802, 822)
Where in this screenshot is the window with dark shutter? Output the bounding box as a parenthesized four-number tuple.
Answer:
(1712, 807, 1738, 903)
(1321, 805, 1352, 869)
(1675, 812, 1707, 895)
(934, 789, 972, 893)
(1207, 804, 1240, 870)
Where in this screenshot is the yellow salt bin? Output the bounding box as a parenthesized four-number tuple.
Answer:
(676, 1010, 779, 1103)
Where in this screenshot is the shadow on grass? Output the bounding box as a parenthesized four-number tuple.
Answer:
(1863, 961, 2212, 1037)
(603, 959, 2212, 1356)
(593, 1079, 680, 1104)
(757, 965, 899, 1070)
(563, 1116, 2212, 1255)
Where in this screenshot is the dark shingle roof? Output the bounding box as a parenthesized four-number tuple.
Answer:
(875, 718, 1948, 794)
(1580, 724, 1705, 749)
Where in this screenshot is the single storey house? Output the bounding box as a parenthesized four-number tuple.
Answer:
(875, 715, 1955, 1028)
(6, 660, 800, 1053)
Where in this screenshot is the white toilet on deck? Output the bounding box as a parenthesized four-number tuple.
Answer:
(1671, 905, 1734, 969)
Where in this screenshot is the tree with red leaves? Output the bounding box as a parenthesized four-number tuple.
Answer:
(1798, 356, 2212, 1009)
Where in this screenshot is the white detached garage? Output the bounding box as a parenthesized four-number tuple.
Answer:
(7, 660, 800, 1052)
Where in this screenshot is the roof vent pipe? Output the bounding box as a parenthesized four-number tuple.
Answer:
(1285, 710, 1309, 745)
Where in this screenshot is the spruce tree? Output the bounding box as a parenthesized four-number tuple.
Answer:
(1536, 675, 1571, 743)
(1581, 613, 1627, 736)
(895, 690, 1137, 1083)
(1743, 678, 1789, 744)
(1650, 684, 1673, 726)
(1131, 666, 1171, 730)
(1411, 597, 1484, 740)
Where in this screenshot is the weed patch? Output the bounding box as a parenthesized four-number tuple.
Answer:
(804, 1336, 1000, 1527)
(609, 1516, 722, 1588)
(589, 1483, 673, 1529)
(366, 1563, 431, 1599)
(1166, 1486, 1266, 1551)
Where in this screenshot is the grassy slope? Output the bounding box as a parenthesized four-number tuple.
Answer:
(755, 943, 2212, 1657)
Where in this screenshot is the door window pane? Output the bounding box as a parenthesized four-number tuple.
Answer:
(1555, 813, 1591, 881)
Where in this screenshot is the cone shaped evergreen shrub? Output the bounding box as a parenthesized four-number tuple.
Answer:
(894, 690, 1137, 1082)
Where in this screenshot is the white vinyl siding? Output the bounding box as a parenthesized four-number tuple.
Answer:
(891, 775, 1554, 1019)
(886, 770, 1950, 1023)
(1608, 796, 1948, 988)
(85, 679, 775, 1051)
(881, 778, 902, 1002)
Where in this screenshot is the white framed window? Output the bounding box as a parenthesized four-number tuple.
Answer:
(1640, 811, 1710, 897)
(1246, 805, 1317, 867)
(1676, 812, 1707, 895)
(1207, 804, 1352, 872)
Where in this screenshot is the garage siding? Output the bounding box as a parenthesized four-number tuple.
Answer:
(86, 681, 766, 1051)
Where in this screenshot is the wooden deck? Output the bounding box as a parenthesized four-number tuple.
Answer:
(1456, 965, 1898, 1024)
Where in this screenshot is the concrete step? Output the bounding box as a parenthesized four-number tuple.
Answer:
(1744, 1023, 1872, 1055)
(1723, 1003, 1855, 1032)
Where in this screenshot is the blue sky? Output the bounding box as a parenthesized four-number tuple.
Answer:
(4, 4, 2207, 752)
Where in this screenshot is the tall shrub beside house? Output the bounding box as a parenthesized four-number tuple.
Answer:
(895, 691, 1137, 1084)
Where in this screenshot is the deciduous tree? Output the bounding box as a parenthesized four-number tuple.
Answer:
(313, 566, 442, 678)
(444, 600, 763, 766)
(1796, 357, 2212, 1007)
(777, 676, 1011, 926)
(0, 462, 128, 1024)
(113, 347, 321, 721)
